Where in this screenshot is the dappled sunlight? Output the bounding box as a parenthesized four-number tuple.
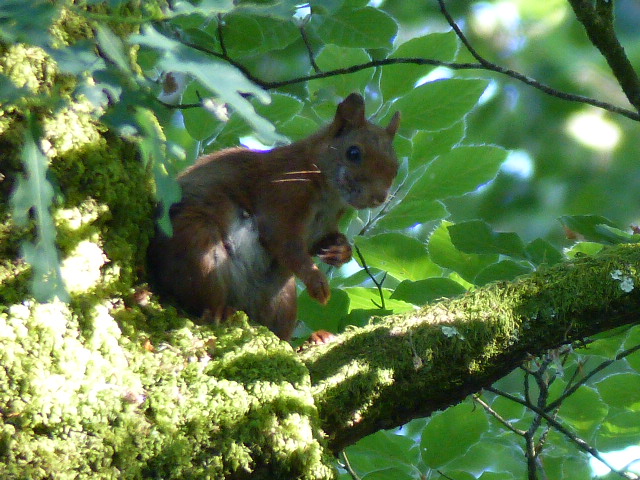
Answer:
(566, 109, 622, 152)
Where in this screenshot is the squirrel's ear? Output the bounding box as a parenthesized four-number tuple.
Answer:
(331, 93, 366, 135)
(386, 111, 400, 138)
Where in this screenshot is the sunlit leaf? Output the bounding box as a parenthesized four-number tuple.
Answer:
(374, 198, 447, 231)
(344, 287, 413, 313)
(386, 79, 488, 132)
(596, 373, 640, 409)
(429, 221, 498, 283)
(132, 26, 280, 143)
(298, 288, 350, 334)
(355, 233, 441, 281)
(559, 386, 608, 432)
(410, 122, 465, 171)
(96, 24, 132, 73)
(381, 31, 458, 100)
(391, 277, 466, 305)
(10, 118, 68, 302)
(308, 46, 373, 98)
(421, 401, 489, 468)
(313, 7, 397, 49)
(135, 108, 182, 235)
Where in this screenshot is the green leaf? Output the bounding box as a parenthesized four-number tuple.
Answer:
(0, 74, 30, 107)
(341, 308, 392, 329)
(214, 93, 305, 146)
(308, 46, 373, 98)
(559, 215, 619, 244)
(355, 233, 441, 281)
(559, 386, 608, 432)
(0, 0, 58, 46)
(386, 79, 488, 131)
(391, 278, 466, 305)
(411, 146, 507, 202)
(298, 288, 350, 334)
(171, 0, 234, 16)
(624, 325, 640, 373)
(564, 241, 604, 258)
(596, 373, 640, 409)
(448, 220, 526, 258)
(96, 24, 132, 73)
(449, 440, 525, 477)
(313, 7, 398, 49)
(182, 81, 223, 141)
(132, 26, 280, 143)
(10, 118, 68, 302)
(254, 93, 304, 126)
(278, 115, 319, 141)
(346, 431, 419, 479)
(429, 221, 498, 283)
(374, 199, 447, 231)
(135, 108, 182, 236)
(410, 122, 465, 171)
(381, 31, 458, 100)
(421, 401, 489, 468)
(525, 237, 564, 266)
(595, 410, 640, 451)
(221, 12, 299, 54)
(48, 41, 106, 75)
(344, 287, 413, 313)
(473, 260, 533, 286)
(595, 224, 640, 244)
(309, 0, 345, 15)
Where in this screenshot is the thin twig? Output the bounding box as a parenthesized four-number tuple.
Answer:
(486, 386, 639, 480)
(170, 24, 640, 121)
(340, 450, 362, 480)
(473, 394, 526, 436)
(299, 25, 321, 73)
(354, 244, 386, 309)
(217, 14, 228, 57)
(435, 0, 640, 121)
(546, 342, 640, 411)
(567, 0, 640, 111)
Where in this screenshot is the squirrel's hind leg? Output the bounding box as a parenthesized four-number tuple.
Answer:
(149, 199, 235, 320)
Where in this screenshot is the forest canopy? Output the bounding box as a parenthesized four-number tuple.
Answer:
(1, 0, 640, 479)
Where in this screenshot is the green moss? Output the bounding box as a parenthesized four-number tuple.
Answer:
(0, 4, 339, 478)
(0, 301, 335, 479)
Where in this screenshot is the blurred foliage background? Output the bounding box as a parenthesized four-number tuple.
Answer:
(396, 0, 640, 242)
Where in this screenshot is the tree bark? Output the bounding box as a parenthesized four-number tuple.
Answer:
(300, 244, 640, 452)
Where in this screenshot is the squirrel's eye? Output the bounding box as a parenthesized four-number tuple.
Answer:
(346, 145, 362, 163)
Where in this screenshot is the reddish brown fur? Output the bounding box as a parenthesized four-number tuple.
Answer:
(148, 94, 400, 341)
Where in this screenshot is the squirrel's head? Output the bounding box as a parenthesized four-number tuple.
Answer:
(320, 93, 400, 209)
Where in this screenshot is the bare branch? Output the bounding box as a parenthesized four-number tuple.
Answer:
(435, 0, 640, 121)
(473, 394, 526, 436)
(486, 387, 638, 480)
(546, 342, 640, 411)
(299, 25, 321, 74)
(567, 0, 640, 111)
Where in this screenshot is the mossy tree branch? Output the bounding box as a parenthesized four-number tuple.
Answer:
(300, 243, 640, 453)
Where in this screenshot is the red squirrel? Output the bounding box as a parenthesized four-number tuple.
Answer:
(148, 93, 400, 342)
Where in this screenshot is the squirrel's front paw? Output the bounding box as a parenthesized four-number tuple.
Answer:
(304, 266, 331, 304)
(315, 233, 353, 267)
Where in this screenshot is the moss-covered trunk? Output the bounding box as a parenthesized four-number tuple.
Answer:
(2, 3, 640, 480)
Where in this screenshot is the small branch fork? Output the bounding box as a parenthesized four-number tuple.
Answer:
(167, 0, 640, 122)
(474, 344, 640, 480)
